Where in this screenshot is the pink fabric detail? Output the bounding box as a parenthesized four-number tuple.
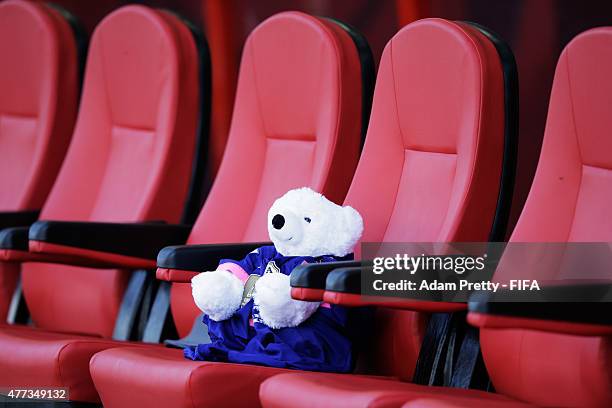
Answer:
(217, 262, 250, 283)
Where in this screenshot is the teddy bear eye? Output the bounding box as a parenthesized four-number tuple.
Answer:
(304, 217, 311, 223)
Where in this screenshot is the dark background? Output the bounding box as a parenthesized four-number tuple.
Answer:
(36, 0, 612, 237)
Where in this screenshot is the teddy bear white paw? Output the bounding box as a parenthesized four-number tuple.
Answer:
(191, 270, 244, 321)
(254, 273, 320, 329)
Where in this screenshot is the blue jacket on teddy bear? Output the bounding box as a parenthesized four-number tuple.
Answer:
(185, 188, 363, 373)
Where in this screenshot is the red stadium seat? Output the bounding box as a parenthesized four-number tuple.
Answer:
(0, 4, 205, 403)
(87, 11, 371, 407)
(258, 18, 518, 408)
(261, 26, 612, 408)
(0, 0, 81, 321)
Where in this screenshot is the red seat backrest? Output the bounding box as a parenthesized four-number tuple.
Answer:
(0, 0, 77, 211)
(344, 19, 507, 380)
(480, 28, 612, 407)
(21, 5, 201, 337)
(0, 0, 79, 320)
(170, 12, 365, 337)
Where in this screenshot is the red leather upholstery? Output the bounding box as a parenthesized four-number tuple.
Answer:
(20, 5, 199, 337)
(474, 27, 612, 408)
(0, 0, 77, 211)
(259, 373, 523, 408)
(343, 20, 503, 247)
(89, 11, 365, 407)
(262, 26, 612, 408)
(91, 347, 294, 407)
(170, 11, 363, 338)
(0, 329, 137, 403)
(258, 18, 512, 408)
(332, 18, 504, 380)
(0, 5, 200, 402)
(88, 17, 507, 408)
(317, 19, 505, 325)
(0, 0, 78, 319)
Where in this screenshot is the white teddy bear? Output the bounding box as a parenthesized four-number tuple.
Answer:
(190, 187, 363, 329)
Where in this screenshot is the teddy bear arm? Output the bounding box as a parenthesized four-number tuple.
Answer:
(191, 270, 245, 321)
(253, 272, 320, 329)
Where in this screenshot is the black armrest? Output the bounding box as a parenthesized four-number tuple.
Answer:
(468, 283, 612, 327)
(29, 220, 192, 260)
(0, 210, 40, 229)
(290, 260, 364, 289)
(0, 227, 30, 250)
(157, 242, 272, 272)
(324, 266, 365, 293)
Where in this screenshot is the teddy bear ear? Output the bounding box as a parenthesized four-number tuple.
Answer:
(341, 205, 364, 248)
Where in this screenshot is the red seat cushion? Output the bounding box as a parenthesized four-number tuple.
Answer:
(259, 373, 525, 408)
(0, 329, 149, 403)
(90, 346, 294, 407)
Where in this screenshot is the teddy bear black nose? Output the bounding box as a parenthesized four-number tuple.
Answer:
(271, 214, 285, 230)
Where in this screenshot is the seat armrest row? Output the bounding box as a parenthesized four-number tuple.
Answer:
(289, 260, 363, 290)
(324, 266, 364, 293)
(29, 220, 192, 260)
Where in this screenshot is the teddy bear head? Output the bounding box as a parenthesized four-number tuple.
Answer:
(267, 187, 363, 257)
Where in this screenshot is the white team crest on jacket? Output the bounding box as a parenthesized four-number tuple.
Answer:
(263, 261, 280, 274)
